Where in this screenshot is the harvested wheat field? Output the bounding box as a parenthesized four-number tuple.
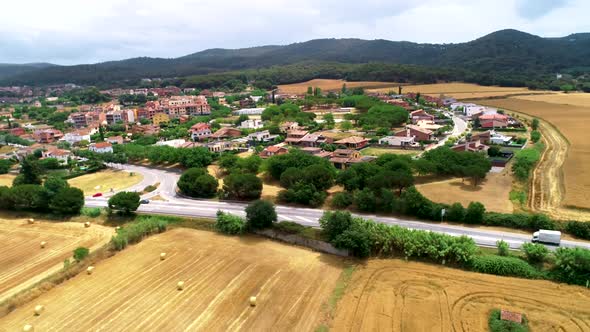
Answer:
(481, 97, 590, 211)
(278, 79, 399, 94)
(0, 218, 113, 303)
(0, 174, 15, 187)
(67, 169, 143, 196)
(416, 170, 514, 213)
(0, 228, 344, 331)
(368, 82, 550, 99)
(332, 259, 590, 331)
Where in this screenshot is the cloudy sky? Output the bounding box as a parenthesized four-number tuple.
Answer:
(0, 0, 587, 65)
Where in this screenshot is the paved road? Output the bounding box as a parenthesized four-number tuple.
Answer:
(87, 164, 590, 251)
(427, 112, 468, 151)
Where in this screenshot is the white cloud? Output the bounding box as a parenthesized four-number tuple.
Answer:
(0, 0, 587, 64)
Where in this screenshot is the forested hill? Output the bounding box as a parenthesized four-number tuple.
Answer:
(0, 63, 55, 80)
(3, 29, 590, 87)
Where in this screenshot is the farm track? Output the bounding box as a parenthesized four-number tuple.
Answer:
(0, 229, 344, 331)
(332, 260, 590, 331)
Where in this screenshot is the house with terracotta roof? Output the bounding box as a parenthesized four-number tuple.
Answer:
(210, 127, 242, 140)
(33, 129, 63, 144)
(329, 149, 367, 169)
(394, 125, 434, 142)
(259, 145, 289, 159)
(334, 136, 369, 150)
(63, 129, 91, 145)
(107, 136, 124, 145)
(189, 123, 212, 141)
(42, 148, 71, 163)
(410, 110, 435, 124)
(131, 124, 160, 136)
(479, 114, 509, 128)
(451, 139, 489, 153)
(379, 135, 418, 148)
(284, 130, 309, 145)
(300, 147, 332, 159)
(299, 133, 332, 148)
(89, 142, 113, 153)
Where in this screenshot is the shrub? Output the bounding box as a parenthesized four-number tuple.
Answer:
(470, 255, 540, 279)
(81, 207, 102, 218)
(73, 247, 90, 262)
(0, 185, 14, 210)
(273, 221, 307, 234)
(521, 242, 549, 264)
(245, 200, 277, 230)
(530, 130, 541, 143)
(565, 221, 590, 240)
(278, 183, 327, 207)
(553, 247, 590, 285)
(319, 211, 354, 241)
(110, 217, 168, 251)
(447, 203, 465, 222)
(354, 188, 377, 212)
(331, 192, 353, 209)
(332, 223, 371, 258)
(215, 211, 246, 235)
(488, 309, 529, 332)
(482, 212, 557, 231)
(465, 202, 485, 224)
(496, 240, 510, 256)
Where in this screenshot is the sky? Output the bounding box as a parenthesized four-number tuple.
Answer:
(0, 0, 587, 65)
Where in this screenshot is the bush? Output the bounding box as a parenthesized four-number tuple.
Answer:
(245, 200, 277, 230)
(489, 309, 529, 332)
(497, 240, 510, 256)
(81, 207, 102, 218)
(447, 203, 465, 222)
(483, 212, 557, 231)
(44, 176, 70, 195)
(470, 255, 540, 279)
(332, 223, 371, 258)
(278, 183, 327, 207)
(108, 191, 140, 214)
(354, 188, 377, 212)
(110, 217, 168, 250)
(0, 185, 14, 209)
(0, 159, 13, 174)
(521, 242, 549, 263)
(565, 221, 590, 240)
(530, 130, 541, 143)
(331, 192, 353, 209)
(273, 221, 307, 234)
(553, 247, 590, 285)
(215, 211, 246, 235)
(178, 168, 218, 198)
(465, 202, 485, 224)
(50, 187, 85, 215)
(319, 211, 354, 241)
(73, 247, 90, 262)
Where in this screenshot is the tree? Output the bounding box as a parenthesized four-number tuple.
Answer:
(465, 202, 485, 224)
(73, 247, 89, 262)
(0, 186, 13, 210)
(307, 86, 313, 95)
(339, 120, 353, 131)
(50, 187, 84, 215)
(222, 173, 263, 200)
(44, 175, 70, 195)
(108, 191, 140, 214)
(447, 202, 465, 222)
(177, 168, 218, 198)
(218, 153, 239, 171)
(530, 130, 541, 143)
(179, 147, 213, 168)
(521, 242, 548, 263)
(531, 118, 539, 130)
(341, 83, 347, 94)
(322, 113, 335, 128)
(19, 155, 43, 185)
(0, 159, 13, 174)
(39, 158, 61, 170)
(245, 200, 277, 230)
(11, 185, 50, 211)
(319, 211, 353, 241)
(487, 146, 501, 157)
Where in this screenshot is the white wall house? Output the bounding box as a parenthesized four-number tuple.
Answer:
(89, 142, 113, 153)
(239, 119, 264, 129)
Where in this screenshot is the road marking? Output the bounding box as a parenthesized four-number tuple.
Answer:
(295, 216, 316, 224)
(277, 214, 289, 220)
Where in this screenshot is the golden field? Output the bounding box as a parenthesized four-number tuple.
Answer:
(67, 169, 143, 196)
(368, 82, 552, 99)
(278, 79, 400, 94)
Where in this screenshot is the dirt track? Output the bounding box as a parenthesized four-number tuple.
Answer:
(0, 218, 113, 303)
(0, 229, 343, 331)
(332, 259, 590, 331)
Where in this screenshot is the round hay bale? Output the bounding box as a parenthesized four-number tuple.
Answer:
(34, 305, 44, 316)
(27, 218, 35, 224)
(23, 324, 34, 332)
(40, 241, 47, 249)
(249, 296, 257, 306)
(177, 281, 184, 290)
(160, 252, 167, 260)
(87, 266, 95, 275)
(84, 222, 91, 228)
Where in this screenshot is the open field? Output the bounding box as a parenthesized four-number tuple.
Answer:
(0, 146, 16, 154)
(332, 259, 590, 331)
(480, 97, 590, 217)
(516, 92, 590, 107)
(360, 147, 419, 157)
(0, 228, 344, 331)
(0, 218, 113, 303)
(278, 79, 400, 94)
(367, 82, 552, 99)
(0, 174, 15, 187)
(67, 169, 143, 196)
(416, 170, 514, 213)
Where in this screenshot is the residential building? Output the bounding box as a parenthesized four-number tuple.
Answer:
(9, 127, 25, 136)
(152, 113, 170, 125)
(155, 139, 187, 148)
(34, 129, 63, 143)
(330, 149, 363, 170)
(234, 108, 265, 116)
(42, 148, 71, 163)
(89, 142, 113, 153)
(279, 121, 300, 133)
(394, 125, 434, 142)
(63, 129, 91, 145)
(451, 140, 489, 153)
(416, 120, 442, 131)
(259, 145, 289, 159)
(285, 130, 309, 145)
(410, 110, 435, 124)
(300, 147, 332, 159)
(210, 127, 242, 140)
(247, 130, 277, 143)
(107, 136, 124, 145)
(163, 95, 211, 118)
(299, 133, 331, 148)
(105, 111, 123, 125)
(239, 119, 264, 129)
(334, 136, 369, 150)
(379, 136, 417, 147)
(131, 124, 160, 136)
(68, 112, 90, 127)
(479, 114, 509, 128)
(190, 123, 212, 141)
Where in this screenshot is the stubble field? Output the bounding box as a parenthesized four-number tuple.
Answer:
(0, 228, 344, 331)
(278, 79, 400, 94)
(481, 97, 590, 211)
(0, 218, 113, 302)
(332, 259, 590, 331)
(367, 82, 551, 99)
